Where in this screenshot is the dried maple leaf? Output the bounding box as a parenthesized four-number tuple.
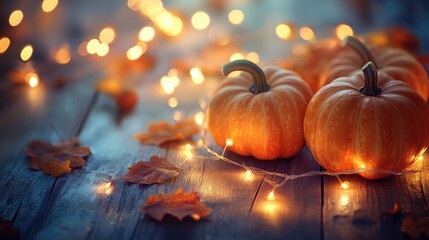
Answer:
(134, 119, 199, 146)
(0, 216, 20, 240)
(122, 156, 180, 185)
(24, 137, 91, 177)
(95, 78, 138, 112)
(383, 201, 401, 215)
(401, 216, 429, 239)
(141, 188, 212, 221)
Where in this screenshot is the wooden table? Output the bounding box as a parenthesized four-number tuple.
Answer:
(1, 1, 429, 239)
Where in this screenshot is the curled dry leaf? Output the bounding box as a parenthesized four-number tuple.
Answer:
(122, 156, 180, 185)
(95, 78, 138, 112)
(24, 137, 91, 177)
(142, 188, 212, 221)
(401, 216, 429, 239)
(0, 216, 20, 240)
(134, 119, 199, 146)
(384, 201, 401, 215)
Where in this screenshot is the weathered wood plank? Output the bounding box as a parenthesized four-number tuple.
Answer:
(0, 63, 99, 233)
(323, 160, 429, 240)
(248, 147, 322, 239)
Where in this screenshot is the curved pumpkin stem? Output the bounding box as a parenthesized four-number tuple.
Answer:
(361, 62, 381, 96)
(343, 36, 378, 68)
(222, 59, 270, 94)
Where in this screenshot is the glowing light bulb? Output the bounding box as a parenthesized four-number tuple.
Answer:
(226, 139, 233, 146)
(191, 11, 210, 30)
(228, 9, 244, 25)
(25, 73, 39, 88)
(340, 194, 349, 206)
(276, 24, 292, 40)
(138, 26, 155, 42)
(299, 27, 315, 41)
(194, 111, 205, 126)
(336, 24, 353, 40)
(97, 182, 113, 195)
(9, 10, 23, 27)
(246, 170, 252, 176)
(267, 191, 276, 201)
(186, 144, 192, 151)
(341, 181, 350, 190)
(20, 45, 33, 62)
(99, 27, 116, 44)
(418, 155, 424, 161)
(359, 164, 366, 170)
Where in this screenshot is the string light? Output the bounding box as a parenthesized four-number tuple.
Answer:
(42, 0, 59, 13)
(190, 67, 204, 85)
(341, 181, 350, 190)
(276, 24, 292, 40)
(138, 26, 155, 42)
(96, 181, 113, 195)
(99, 27, 116, 44)
(418, 155, 424, 161)
(246, 52, 259, 64)
(25, 72, 39, 88)
(228, 9, 244, 25)
(87, 39, 100, 55)
(191, 11, 210, 30)
(127, 45, 144, 60)
(335, 24, 353, 40)
(194, 112, 205, 126)
(299, 27, 315, 41)
(168, 97, 178, 108)
(54, 44, 71, 64)
(267, 191, 276, 201)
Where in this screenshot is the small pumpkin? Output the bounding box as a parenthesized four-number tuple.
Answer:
(318, 36, 429, 101)
(207, 59, 313, 160)
(305, 62, 429, 179)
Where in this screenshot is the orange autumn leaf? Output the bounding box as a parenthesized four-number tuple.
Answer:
(141, 188, 212, 221)
(24, 137, 91, 177)
(95, 78, 138, 112)
(122, 156, 180, 185)
(134, 119, 199, 146)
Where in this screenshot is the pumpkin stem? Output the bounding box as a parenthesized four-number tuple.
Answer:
(343, 36, 378, 68)
(360, 62, 381, 96)
(222, 59, 270, 94)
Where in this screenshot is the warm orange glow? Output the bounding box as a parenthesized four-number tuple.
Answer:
(276, 24, 292, 40)
(194, 111, 205, 126)
(25, 73, 39, 88)
(9, 10, 23, 27)
(190, 67, 204, 84)
(139, 26, 155, 42)
(339, 193, 349, 206)
(243, 169, 254, 181)
(42, 0, 59, 13)
(299, 27, 315, 41)
(191, 11, 210, 30)
(126, 45, 144, 60)
(160, 76, 176, 94)
(87, 39, 100, 55)
(96, 43, 109, 57)
(96, 182, 113, 195)
(247, 52, 259, 64)
(336, 24, 353, 40)
(99, 27, 115, 44)
(418, 155, 424, 161)
(341, 181, 350, 190)
(226, 139, 233, 146)
(54, 44, 71, 64)
(20, 45, 33, 62)
(228, 9, 244, 25)
(168, 97, 178, 108)
(0, 37, 11, 54)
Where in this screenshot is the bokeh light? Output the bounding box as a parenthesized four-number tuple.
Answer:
(42, 0, 59, 13)
(335, 24, 353, 40)
(299, 27, 315, 41)
(228, 9, 244, 25)
(99, 27, 116, 44)
(276, 24, 292, 40)
(192, 11, 210, 30)
(0, 37, 11, 54)
(54, 44, 71, 64)
(20, 45, 33, 62)
(139, 26, 155, 42)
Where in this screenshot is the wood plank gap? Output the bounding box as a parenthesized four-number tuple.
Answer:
(10, 196, 25, 224)
(247, 160, 281, 215)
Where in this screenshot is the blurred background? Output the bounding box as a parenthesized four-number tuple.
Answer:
(1, 0, 429, 89)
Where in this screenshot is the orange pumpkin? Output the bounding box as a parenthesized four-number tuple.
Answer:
(207, 60, 313, 160)
(305, 62, 429, 179)
(319, 36, 429, 101)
